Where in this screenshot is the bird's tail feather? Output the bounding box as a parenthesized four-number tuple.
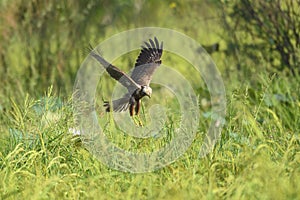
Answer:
(104, 97, 129, 113)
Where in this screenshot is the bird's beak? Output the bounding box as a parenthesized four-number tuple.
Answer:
(147, 94, 151, 98)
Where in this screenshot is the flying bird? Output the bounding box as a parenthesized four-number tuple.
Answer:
(90, 37, 163, 116)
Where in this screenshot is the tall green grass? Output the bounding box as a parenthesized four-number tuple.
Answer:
(1, 1, 299, 199)
(0, 72, 299, 199)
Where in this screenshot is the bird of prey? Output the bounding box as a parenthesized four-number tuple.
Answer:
(90, 37, 163, 116)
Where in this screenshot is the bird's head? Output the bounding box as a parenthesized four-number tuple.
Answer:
(141, 86, 152, 98)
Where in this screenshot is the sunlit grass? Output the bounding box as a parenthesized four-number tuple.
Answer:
(0, 72, 299, 199)
(0, 1, 299, 199)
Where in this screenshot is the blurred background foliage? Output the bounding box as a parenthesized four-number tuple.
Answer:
(0, 0, 299, 102)
(221, 0, 300, 75)
(0, 2, 299, 198)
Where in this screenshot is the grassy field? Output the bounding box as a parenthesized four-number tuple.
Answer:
(1, 1, 300, 200)
(1, 66, 299, 200)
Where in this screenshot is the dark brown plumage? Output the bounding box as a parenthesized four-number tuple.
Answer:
(90, 37, 163, 116)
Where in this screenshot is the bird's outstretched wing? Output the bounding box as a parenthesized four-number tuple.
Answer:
(89, 50, 141, 92)
(131, 37, 163, 86)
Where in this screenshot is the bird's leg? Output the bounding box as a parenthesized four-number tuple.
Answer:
(135, 116, 143, 127)
(135, 100, 140, 115)
(129, 102, 143, 127)
(131, 115, 143, 127)
(130, 105, 139, 126)
(135, 100, 143, 126)
(129, 98, 141, 126)
(132, 115, 143, 127)
(129, 103, 134, 117)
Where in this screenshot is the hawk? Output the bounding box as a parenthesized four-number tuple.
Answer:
(90, 37, 163, 116)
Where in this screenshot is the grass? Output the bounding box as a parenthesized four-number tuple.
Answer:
(0, 1, 299, 199)
(0, 71, 299, 200)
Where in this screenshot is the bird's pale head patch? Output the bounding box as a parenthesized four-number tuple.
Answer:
(142, 86, 152, 98)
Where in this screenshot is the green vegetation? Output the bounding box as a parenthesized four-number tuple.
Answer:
(0, 1, 299, 199)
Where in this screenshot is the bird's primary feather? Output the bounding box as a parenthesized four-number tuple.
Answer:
(131, 37, 163, 86)
(89, 51, 140, 93)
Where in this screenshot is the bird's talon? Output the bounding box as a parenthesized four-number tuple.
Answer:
(138, 119, 143, 127)
(132, 116, 143, 127)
